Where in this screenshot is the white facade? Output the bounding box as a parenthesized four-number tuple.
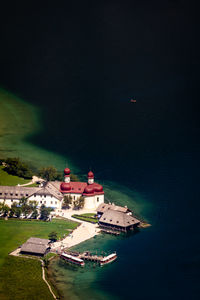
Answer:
(84, 194, 104, 210)
(0, 170, 104, 211)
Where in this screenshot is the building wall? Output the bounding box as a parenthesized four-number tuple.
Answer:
(0, 195, 61, 209)
(0, 198, 20, 207)
(28, 195, 61, 209)
(84, 194, 104, 209)
(1, 191, 104, 210)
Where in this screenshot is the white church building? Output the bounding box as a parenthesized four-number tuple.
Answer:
(0, 168, 104, 210)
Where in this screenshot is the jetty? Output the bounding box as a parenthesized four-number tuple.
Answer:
(64, 250, 117, 265)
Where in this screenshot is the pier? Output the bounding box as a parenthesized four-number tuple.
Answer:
(65, 250, 117, 265)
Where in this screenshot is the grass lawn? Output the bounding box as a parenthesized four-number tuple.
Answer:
(72, 214, 98, 223)
(0, 218, 78, 299)
(0, 166, 30, 186)
(0, 256, 53, 300)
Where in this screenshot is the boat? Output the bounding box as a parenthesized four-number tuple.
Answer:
(60, 252, 85, 266)
(99, 253, 117, 266)
(130, 99, 136, 103)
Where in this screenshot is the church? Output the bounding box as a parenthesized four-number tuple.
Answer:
(0, 168, 104, 210)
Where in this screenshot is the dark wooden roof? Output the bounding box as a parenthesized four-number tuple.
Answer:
(99, 210, 140, 228)
(20, 237, 50, 255)
(97, 203, 130, 214)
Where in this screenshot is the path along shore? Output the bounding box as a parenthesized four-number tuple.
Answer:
(51, 208, 101, 252)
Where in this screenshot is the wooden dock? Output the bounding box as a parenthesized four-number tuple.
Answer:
(65, 250, 115, 264)
(79, 252, 103, 262)
(100, 229, 121, 236)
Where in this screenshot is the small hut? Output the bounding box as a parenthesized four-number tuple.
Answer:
(20, 237, 51, 256)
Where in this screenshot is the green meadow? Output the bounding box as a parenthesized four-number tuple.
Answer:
(0, 166, 30, 186)
(0, 218, 78, 299)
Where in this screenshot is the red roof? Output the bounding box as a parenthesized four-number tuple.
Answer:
(64, 168, 71, 175)
(88, 171, 94, 178)
(60, 182, 71, 192)
(83, 183, 104, 196)
(60, 182, 87, 194)
(60, 182, 104, 196)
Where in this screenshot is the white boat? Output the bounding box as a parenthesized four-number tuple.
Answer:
(60, 252, 85, 266)
(100, 253, 117, 266)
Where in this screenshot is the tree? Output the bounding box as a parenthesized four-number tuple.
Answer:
(0, 204, 10, 217)
(3, 157, 33, 179)
(29, 201, 38, 219)
(38, 166, 60, 181)
(48, 231, 58, 242)
(62, 195, 72, 209)
(73, 196, 85, 210)
(31, 208, 38, 219)
(19, 197, 31, 217)
(15, 207, 22, 218)
(40, 204, 51, 221)
(9, 202, 18, 218)
(70, 174, 79, 182)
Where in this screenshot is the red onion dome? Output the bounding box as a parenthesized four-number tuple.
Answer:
(60, 182, 71, 192)
(64, 168, 71, 175)
(83, 185, 94, 194)
(94, 184, 103, 193)
(88, 171, 94, 178)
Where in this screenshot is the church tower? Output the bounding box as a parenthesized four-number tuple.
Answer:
(87, 171, 94, 184)
(64, 168, 71, 183)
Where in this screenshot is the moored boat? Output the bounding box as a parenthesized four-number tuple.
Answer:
(60, 252, 85, 266)
(130, 99, 136, 103)
(100, 253, 117, 266)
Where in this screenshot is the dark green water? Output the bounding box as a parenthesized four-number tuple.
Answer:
(0, 1, 199, 299)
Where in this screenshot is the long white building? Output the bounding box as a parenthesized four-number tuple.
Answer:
(0, 168, 104, 210)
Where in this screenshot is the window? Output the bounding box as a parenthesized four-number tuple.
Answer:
(10, 193, 13, 196)
(11, 199, 13, 202)
(34, 195, 36, 197)
(51, 201, 53, 204)
(5, 193, 7, 195)
(55, 201, 57, 205)
(74, 196, 75, 200)
(44, 195, 46, 198)
(16, 194, 18, 196)
(44, 201, 46, 204)
(97, 197, 99, 202)
(40, 201, 42, 204)
(0, 193, 2, 195)
(20, 194, 23, 196)
(26, 194, 28, 197)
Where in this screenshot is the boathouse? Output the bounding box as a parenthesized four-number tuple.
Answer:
(98, 210, 140, 232)
(20, 237, 51, 256)
(97, 203, 131, 217)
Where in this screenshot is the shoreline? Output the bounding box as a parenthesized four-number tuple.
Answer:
(0, 88, 152, 300)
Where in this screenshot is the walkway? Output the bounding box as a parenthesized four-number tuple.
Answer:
(51, 208, 101, 251)
(17, 175, 45, 186)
